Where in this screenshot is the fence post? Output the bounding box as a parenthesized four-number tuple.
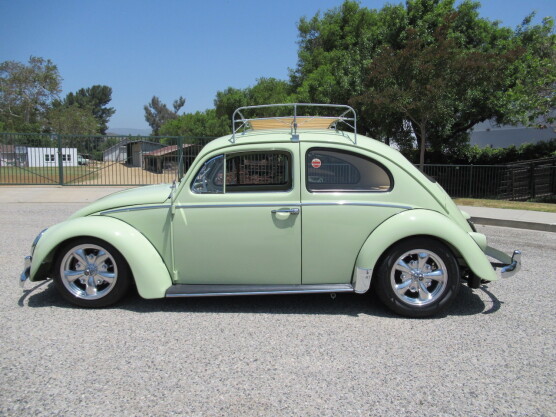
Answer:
(468, 164, 473, 198)
(57, 134, 64, 185)
(529, 162, 535, 199)
(177, 136, 184, 179)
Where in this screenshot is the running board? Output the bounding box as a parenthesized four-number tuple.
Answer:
(165, 283, 355, 298)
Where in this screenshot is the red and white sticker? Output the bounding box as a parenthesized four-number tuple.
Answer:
(311, 158, 322, 169)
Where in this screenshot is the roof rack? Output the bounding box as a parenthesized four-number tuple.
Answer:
(231, 103, 357, 144)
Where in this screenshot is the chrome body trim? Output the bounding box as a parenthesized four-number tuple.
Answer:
(100, 201, 412, 215)
(31, 228, 47, 255)
(20, 256, 32, 288)
(301, 202, 412, 210)
(485, 247, 522, 279)
(165, 283, 354, 297)
(100, 205, 171, 215)
(500, 250, 521, 278)
(353, 267, 373, 294)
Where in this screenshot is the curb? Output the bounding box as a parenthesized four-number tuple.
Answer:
(470, 216, 556, 233)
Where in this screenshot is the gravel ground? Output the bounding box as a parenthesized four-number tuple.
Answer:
(1, 203, 555, 417)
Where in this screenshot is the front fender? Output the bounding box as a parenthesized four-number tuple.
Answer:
(355, 209, 497, 282)
(31, 216, 172, 299)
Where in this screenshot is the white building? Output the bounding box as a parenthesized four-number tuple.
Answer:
(27, 147, 78, 167)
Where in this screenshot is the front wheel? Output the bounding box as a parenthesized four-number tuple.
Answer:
(375, 238, 460, 318)
(53, 238, 131, 308)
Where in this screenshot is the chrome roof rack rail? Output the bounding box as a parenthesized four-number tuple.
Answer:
(231, 103, 357, 144)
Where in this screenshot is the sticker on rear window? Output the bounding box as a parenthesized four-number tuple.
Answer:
(311, 158, 322, 169)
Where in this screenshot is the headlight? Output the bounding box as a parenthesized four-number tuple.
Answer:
(31, 228, 47, 255)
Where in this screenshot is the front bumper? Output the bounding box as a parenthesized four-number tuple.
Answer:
(20, 256, 32, 288)
(485, 247, 522, 279)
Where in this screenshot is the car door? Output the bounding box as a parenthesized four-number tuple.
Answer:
(300, 143, 405, 285)
(172, 144, 301, 285)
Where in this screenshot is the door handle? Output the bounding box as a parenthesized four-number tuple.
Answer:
(271, 208, 300, 215)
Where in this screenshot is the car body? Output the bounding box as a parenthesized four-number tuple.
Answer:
(20, 104, 521, 317)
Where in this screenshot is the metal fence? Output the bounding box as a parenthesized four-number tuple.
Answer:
(422, 157, 556, 200)
(1, 132, 555, 200)
(0, 133, 214, 186)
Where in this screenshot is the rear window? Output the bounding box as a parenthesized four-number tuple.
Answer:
(306, 148, 392, 192)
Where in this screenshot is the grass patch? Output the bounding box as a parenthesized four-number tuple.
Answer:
(0, 166, 98, 184)
(454, 198, 556, 213)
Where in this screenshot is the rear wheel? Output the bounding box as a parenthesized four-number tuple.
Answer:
(53, 238, 131, 308)
(375, 237, 460, 318)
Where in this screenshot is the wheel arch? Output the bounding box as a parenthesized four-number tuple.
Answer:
(30, 216, 172, 299)
(355, 209, 497, 284)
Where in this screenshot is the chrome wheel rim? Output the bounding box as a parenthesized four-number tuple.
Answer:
(60, 244, 118, 300)
(390, 248, 447, 306)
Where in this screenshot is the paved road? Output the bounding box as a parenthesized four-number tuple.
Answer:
(1, 203, 555, 417)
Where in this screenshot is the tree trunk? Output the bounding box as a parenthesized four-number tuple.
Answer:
(419, 125, 426, 172)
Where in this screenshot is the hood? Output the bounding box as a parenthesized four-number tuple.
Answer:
(69, 184, 172, 219)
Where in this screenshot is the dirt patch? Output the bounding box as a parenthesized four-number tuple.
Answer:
(66, 161, 177, 185)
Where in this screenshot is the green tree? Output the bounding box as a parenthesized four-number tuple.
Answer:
(0, 56, 62, 132)
(56, 85, 115, 134)
(292, 0, 556, 162)
(159, 109, 230, 137)
(353, 18, 520, 169)
(215, 78, 296, 126)
(47, 104, 100, 135)
(144, 95, 185, 135)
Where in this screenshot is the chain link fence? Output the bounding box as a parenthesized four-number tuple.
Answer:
(1, 133, 554, 200)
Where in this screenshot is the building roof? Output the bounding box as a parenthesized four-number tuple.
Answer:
(102, 139, 164, 154)
(143, 143, 199, 157)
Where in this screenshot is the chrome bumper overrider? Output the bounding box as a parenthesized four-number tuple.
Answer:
(20, 256, 32, 288)
(485, 247, 522, 279)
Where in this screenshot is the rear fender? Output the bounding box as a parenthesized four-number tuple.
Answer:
(31, 216, 172, 299)
(355, 209, 497, 282)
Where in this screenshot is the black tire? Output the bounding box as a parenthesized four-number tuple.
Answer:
(53, 238, 131, 308)
(375, 237, 460, 318)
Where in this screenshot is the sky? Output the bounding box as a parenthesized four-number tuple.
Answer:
(1, 0, 554, 132)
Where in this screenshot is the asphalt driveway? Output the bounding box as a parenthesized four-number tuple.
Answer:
(1, 202, 555, 416)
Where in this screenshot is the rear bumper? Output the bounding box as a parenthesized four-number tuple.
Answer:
(20, 256, 32, 288)
(485, 247, 522, 279)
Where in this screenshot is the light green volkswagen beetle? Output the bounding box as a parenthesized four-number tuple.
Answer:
(20, 104, 521, 317)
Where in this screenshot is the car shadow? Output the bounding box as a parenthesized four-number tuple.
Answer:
(20, 280, 496, 318)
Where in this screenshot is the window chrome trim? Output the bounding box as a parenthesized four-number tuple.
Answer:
(305, 147, 394, 193)
(100, 201, 411, 215)
(190, 149, 295, 195)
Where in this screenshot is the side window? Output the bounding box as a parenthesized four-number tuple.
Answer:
(191, 155, 224, 194)
(192, 151, 292, 194)
(225, 152, 291, 192)
(306, 148, 392, 192)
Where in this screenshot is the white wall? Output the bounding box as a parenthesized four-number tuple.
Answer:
(27, 147, 78, 167)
